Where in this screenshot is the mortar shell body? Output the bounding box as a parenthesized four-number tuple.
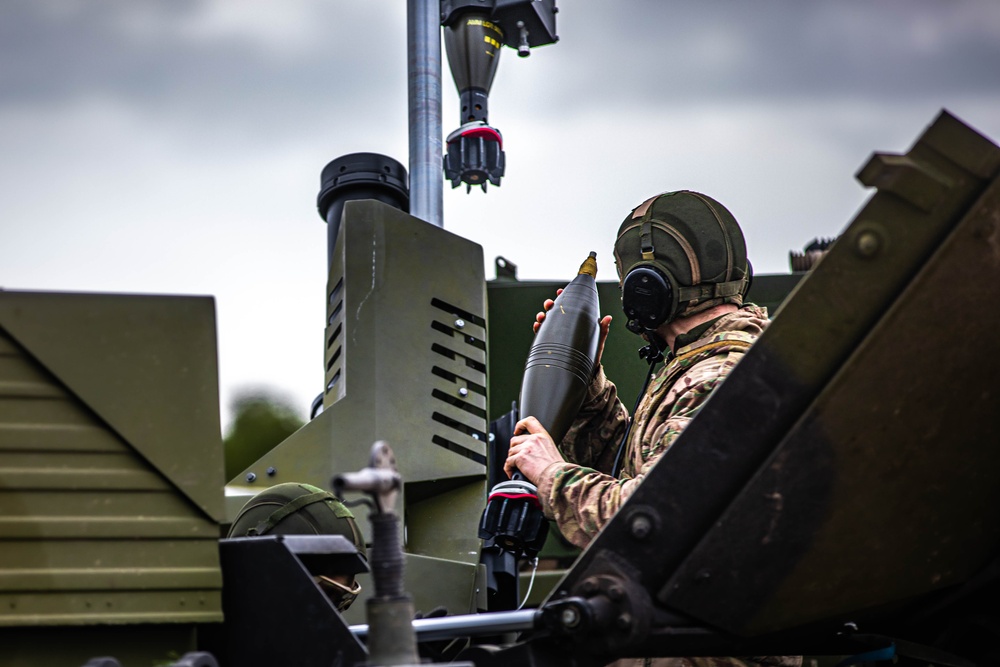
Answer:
(518, 273, 601, 444)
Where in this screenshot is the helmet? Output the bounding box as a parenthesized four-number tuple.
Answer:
(228, 482, 367, 611)
(614, 190, 751, 333)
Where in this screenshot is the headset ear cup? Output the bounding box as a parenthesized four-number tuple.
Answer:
(621, 266, 675, 332)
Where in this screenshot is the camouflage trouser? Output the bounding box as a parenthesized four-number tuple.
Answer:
(606, 656, 802, 667)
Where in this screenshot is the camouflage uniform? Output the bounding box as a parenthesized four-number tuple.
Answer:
(534, 305, 798, 667)
(535, 304, 770, 548)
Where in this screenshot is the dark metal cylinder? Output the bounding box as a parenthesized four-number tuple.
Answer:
(407, 0, 443, 226)
(317, 153, 409, 271)
(366, 597, 420, 666)
(370, 513, 406, 599)
(443, 11, 503, 100)
(518, 266, 601, 444)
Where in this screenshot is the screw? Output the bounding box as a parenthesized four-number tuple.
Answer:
(488, 432, 495, 442)
(459, 387, 469, 397)
(266, 466, 276, 476)
(856, 230, 881, 257)
(695, 569, 712, 584)
(630, 514, 653, 539)
(617, 613, 633, 631)
(580, 578, 598, 596)
(246, 472, 257, 483)
(608, 584, 623, 601)
(455, 318, 466, 329)
(560, 606, 581, 629)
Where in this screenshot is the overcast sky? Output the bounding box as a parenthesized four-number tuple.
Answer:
(3, 0, 999, 430)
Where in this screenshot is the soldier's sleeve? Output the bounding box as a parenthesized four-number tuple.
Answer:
(536, 358, 731, 549)
(555, 364, 629, 473)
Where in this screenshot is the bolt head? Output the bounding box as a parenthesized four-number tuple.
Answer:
(856, 230, 881, 257)
(246, 472, 257, 483)
(455, 318, 466, 329)
(630, 514, 653, 539)
(560, 607, 580, 628)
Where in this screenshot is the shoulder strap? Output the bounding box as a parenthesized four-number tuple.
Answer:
(673, 337, 752, 364)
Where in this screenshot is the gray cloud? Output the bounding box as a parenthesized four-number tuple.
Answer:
(3, 0, 999, 427)
(536, 1, 1000, 113)
(8, 2, 998, 124)
(1, 0, 406, 147)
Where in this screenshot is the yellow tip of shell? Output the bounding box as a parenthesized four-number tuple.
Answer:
(578, 251, 598, 278)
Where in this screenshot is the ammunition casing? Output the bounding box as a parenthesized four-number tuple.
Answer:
(519, 269, 600, 444)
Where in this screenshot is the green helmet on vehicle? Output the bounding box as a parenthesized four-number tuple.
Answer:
(228, 482, 367, 611)
(614, 190, 751, 332)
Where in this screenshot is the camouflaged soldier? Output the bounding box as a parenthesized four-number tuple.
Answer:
(504, 191, 796, 667)
(228, 482, 368, 612)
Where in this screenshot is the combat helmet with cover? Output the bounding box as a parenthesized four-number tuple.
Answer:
(228, 482, 367, 611)
(614, 190, 751, 334)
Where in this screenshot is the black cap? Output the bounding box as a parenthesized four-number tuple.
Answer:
(317, 153, 409, 223)
(317, 153, 409, 269)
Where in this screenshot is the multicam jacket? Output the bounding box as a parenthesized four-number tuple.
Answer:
(535, 307, 794, 667)
(535, 304, 770, 549)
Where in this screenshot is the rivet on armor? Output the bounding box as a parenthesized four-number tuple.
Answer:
(560, 606, 581, 629)
(856, 230, 881, 258)
(630, 513, 653, 539)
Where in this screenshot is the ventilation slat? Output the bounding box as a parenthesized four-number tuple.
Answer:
(430, 435, 487, 465)
(430, 298, 486, 328)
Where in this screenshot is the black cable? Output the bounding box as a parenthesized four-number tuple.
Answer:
(611, 345, 665, 478)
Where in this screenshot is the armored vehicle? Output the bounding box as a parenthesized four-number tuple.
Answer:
(2, 107, 999, 666)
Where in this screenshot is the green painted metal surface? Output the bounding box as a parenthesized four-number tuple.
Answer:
(0, 293, 224, 629)
(227, 200, 488, 616)
(0, 292, 224, 521)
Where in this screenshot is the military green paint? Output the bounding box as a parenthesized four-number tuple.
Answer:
(0, 305, 224, 629)
(228, 200, 488, 617)
(0, 292, 224, 521)
(659, 110, 1000, 636)
(340, 553, 482, 626)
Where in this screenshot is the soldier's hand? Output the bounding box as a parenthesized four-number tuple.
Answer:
(505, 416, 565, 484)
(595, 314, 612, 368)
(532, 288, 562, 334)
